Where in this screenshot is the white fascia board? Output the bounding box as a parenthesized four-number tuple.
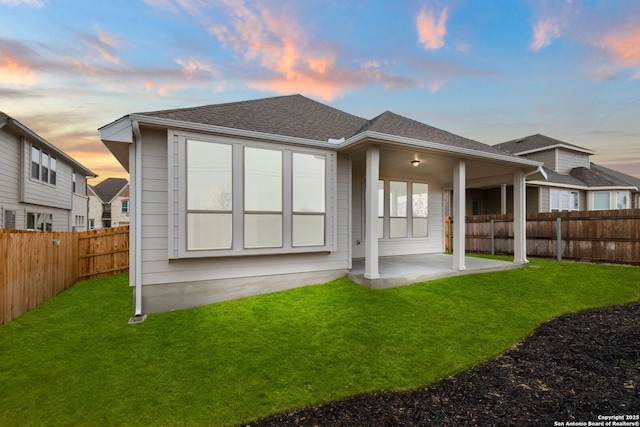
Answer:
(527, 180, 637, 191)
(128, 114, 338, 149)
(99, 116, 134, 144)
(514, 144, 596, 156)
(340, 131, 543, 168)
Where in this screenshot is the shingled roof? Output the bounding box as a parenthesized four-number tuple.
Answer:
(136, 94, 520, 158)
(570, 163, 640, 188)
(137, 94, 367, 142)
(355, 111, 515, 157)
(495, 134, 595, 155)
(90, 178, 128, 203)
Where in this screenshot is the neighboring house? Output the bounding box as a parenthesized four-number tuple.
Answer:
(100, 94, 545, 316)
(0, 112, 96, 231)
(88, 178, 130, 229)
(453, 134, 640, 215)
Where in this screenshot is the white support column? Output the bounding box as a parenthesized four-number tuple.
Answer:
(513, 169, 527, 264)
(501, 184, 507, 214)
(452, 159, 466, 271)
(364, 146, 380, 279)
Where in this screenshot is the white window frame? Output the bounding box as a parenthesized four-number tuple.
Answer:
(550, 188, 579, 212)
(374, 177, 429, 240)
(616, 191, 630, 209)
(26, 211, 52, 231)
(121, 199, 129, 213)
(168, 130, 336, 259)
(30, 145, 57, 186)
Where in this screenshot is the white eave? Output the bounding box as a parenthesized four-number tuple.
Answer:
(100, 115, 544, 172)
(339, 130, 544, 169)
(513, 144, 596, 157)
(527, 180, 637, 191)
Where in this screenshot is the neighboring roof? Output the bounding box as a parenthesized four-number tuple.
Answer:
(495, 134, 596, 156)
(354, 111, 517, 158)
(136, 94, 367, 142)
(570, 164, 640, 189)
(0, 111, 97, 178)
(541, 167, 587, 187)
(90, 178, 128, 203)
(590, 163, 640, 188)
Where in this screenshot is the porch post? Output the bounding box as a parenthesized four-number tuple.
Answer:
(364, 146, 380, 279)
(452, 159, 466, 271)
(501, 184, 507, 214)
(513, 169, 527, 264)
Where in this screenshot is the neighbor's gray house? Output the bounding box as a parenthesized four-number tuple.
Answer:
(456, 134, 640, 215)
(0, 112, 96, 231)
(99, 95, 546, 317)
(88, 178, 130, 229)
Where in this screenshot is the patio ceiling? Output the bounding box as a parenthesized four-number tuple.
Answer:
(349, 146, 530, 189)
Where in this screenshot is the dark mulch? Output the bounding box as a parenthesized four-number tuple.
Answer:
(247, 302, 640, 426)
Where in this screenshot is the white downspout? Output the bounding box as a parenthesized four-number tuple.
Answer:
(129, 120, 146, 324)
(517, 166, 547, 264)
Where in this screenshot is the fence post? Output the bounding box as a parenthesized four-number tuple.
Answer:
(490, 219, 495, 255)
(556, 217, 562, 262)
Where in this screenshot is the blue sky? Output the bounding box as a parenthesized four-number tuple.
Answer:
(1, 0, 639, 180)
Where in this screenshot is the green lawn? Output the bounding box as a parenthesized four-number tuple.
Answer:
(1, 259, 639, 427)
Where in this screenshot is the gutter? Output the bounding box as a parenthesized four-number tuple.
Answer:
(339, 131, 544, 168)
(129, 120, 147, 324)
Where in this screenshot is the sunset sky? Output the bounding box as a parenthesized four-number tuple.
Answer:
(2, 0, 639, 183)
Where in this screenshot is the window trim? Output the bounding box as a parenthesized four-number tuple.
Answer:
(169, 130, 336, 259)
(373, 177, 430, 241)
(550, 188, 579, 212)
(30, 144, 57, 186)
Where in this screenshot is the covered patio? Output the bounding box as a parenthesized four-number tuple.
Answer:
(348, 254, 521, 289)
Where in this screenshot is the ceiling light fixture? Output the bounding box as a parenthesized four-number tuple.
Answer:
(411, 160, 420, 167)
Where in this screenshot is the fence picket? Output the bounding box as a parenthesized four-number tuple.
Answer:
(445, 209, 640, 265)
(0, 226, 129, 325)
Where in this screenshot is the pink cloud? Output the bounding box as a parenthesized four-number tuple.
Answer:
(529, 0, 577, 51)
(530, 19, 562, 50)
(416, 5, 448, 50)
(598, 26, 640, 67)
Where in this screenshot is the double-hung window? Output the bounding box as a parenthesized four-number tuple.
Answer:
(550, 189, 579, 212)
(292, 153, 326, 247)
(30, 145, 57, 185)
(244, 147, 283, 248)
(173, 133, 333, 258)
(187, 140, 233, 250)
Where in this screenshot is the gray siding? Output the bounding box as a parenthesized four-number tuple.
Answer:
(22, 138, 73, 210)
(1, 127, 85, 231)
(522, 150, 556, 172)
(0, 129, 20, 207)
(556, 149, 590, 174)
(140, 127, 351, 287)
(539, 186, 550, 212)
(351, 164, 444, 258)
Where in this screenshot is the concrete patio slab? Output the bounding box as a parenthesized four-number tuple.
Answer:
(348, 254, 522, 289)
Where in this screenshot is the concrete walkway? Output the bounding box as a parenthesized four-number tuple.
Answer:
(348, 253, 522, 289)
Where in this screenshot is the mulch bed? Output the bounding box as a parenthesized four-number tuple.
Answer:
(247, 302, 640, 426)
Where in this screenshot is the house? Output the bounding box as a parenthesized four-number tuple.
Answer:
(0, 112, 96, 231)
(88, 178, 130, 229)
(457, 134, 639, 215)
(99, 94, 545, 318)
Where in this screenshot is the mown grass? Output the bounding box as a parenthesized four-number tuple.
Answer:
(1, 259, 639, 426)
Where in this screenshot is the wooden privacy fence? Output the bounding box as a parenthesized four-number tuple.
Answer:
(1, 226, 129, 325)
(445, 209, 640, 265)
